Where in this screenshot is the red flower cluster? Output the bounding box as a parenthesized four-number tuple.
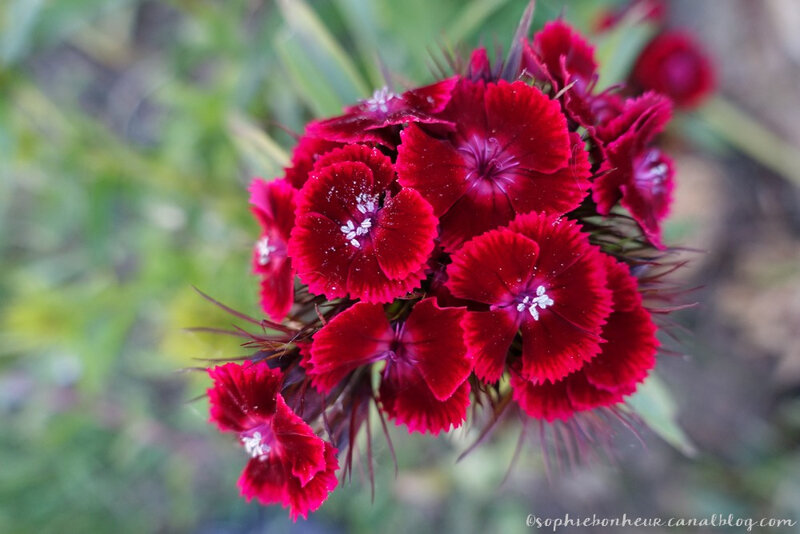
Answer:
(203, 7, 694, 520)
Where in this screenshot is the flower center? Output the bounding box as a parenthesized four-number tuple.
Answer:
(240, 425, 275, 461)
(364, 86, 398, 114)
(340, 192, 379, 248)
(255, 236, 277, 266)
(515, 285, 554, 321)
(459, 136, 519, 184)
(634, 149, 670, 194)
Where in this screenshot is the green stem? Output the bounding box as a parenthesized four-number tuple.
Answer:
(698, 96, 800, 186)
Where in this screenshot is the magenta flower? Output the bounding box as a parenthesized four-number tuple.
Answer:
(632, 31, 715, 109)
(523, 21, 600, 128)
(446, 211, 613, 383)
(307, 298, 472, 435)
(306, 78, 458, 147)
(396, 79, 590, 251)
(289, 144, 437, 302)
(249, 178, 297, 321)
(510, 255, 658, 421)
(593, 92, 675, 248)
(207, 362, 339, 521)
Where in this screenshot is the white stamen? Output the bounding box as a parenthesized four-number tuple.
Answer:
(341, 194, 379, 248)
(364, 86, 398, 114)
(518, 285, 554, 321)
(241, 431, 270, 460)
(255, 237, 276, 266)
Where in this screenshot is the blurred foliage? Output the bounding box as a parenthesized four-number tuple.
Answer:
(1, 0, 798, 533)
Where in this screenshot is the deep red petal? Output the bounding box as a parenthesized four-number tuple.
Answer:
(345, 249, 426, 303)
(395, 123, 469, 217)
(248, 178, 297, 239)
(598, 91, 672, 147)
(380, 367, 470, 435)
(461, 309, 519, 383)
(583, 306, 658, 394)
(401, 77, 458, 114)
(239, 442, 339, 522)
(284, 442, 339, 521)
(519, 311, 604, 383)
(295, 161, 375, 225)
(258, 257, 295, 322)
(603, 255, 642, 312)
(311, 144, 396, 191)
(373, 188, 437, 280)
(272, 395, 327, 487)
(505, 132, 591, 216)
(238, 455, 289, 507)
(308, 302, 391, 392)
(566, 372, 622, 410)
(207, 361, 282, 432)
(446, 227, 540, 305)
(530, 20, 597, 89)
(437, 179, 517, 251)
(289, 212, 353, 300)
(619, 151, 675, 249)
(284, 133, 342, 189)
(440, 79, 489, 139)
(485, 80, 571, 174)
(305, 114, 399, 146)
(400, 298, 470, 400)
(510, 372, 575, 422)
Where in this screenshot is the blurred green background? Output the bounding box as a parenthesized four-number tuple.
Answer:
(2, 0, 800, 532)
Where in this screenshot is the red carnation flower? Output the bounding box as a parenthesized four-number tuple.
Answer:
(632, 31, 715, 109)
(510, 255, 658, 421)
(306, 78, 458, 147)
(207, 361, 339, 521)
(289, 144, 437, 302)
(594, 92, 675, 248)
(249, 178, 297, 321)
(522, 20, 600, 129)
(396, 79, 589, 251)
(306, 298, 472, 435)
(446, 212, 613, 384)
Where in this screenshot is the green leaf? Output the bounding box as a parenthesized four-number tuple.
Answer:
(226, 113, 289, 178)
(331, 0, 385, 88)
(698, 96, 800, 187)
(277, 0, 370, 103)
(0, 0, 45, 64)
(274, 29, 347, 117)
(445, 0, 514, 46)
(594, 8, 656, 91)
(628, 373, 697, 457)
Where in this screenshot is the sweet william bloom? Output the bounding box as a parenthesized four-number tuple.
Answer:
(522, 20, 600, 129)
(307, 298, 472, 435)
(306, 78, 458, 147)
(511, 255, 659, 421)
(446, 211, 613, 384)
(249, 178, 296, 322)
(289, 144, 437, 302)
(593, 92, 675, 248)
(207, 362, 339, 521)
(396, 79, 590, 251)
(632, 31, 714, 109)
